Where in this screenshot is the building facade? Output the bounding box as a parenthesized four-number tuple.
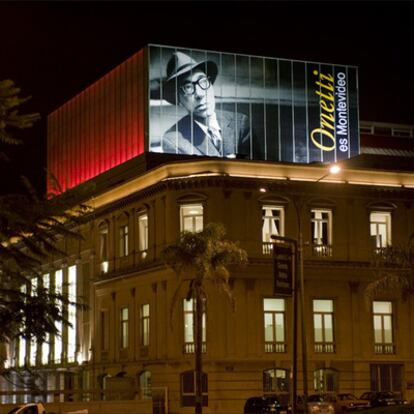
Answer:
(2, 44, 414, 414)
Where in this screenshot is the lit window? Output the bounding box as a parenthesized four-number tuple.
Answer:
(42, 273, 50, 365)
(181, 370, 208, 407)
(140, 304, 150, 347)
(183, 299, 206, 354)
(370, 212, 392, 249)
(18, 285, 27, 367)
(120, 307, 129, 349)
(311, 209, 332, 257)
(138, 214, 148, 258)
(68, 265, 77, 363)
(373, 301, 394, 354)
(99, 223, 109, 273)
(313, 300, 335, 353)
(262, 206, 284, 254)
(180, 204, 203, 232)
(263, 368, 289, 393)
(54, 269, 63, 363)
(29, 278, 37, 366)
(263, 298, 286, 353)
(119, 225, 129, 257)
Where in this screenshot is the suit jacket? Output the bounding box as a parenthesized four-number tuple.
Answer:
(162, 109, 251, 157)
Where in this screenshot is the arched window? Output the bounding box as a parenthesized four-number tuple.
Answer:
(314, 368, 338, 392)
(139, 370, 152, 400)
(263, 368, 290, 393)
(180, 370, 208, 407)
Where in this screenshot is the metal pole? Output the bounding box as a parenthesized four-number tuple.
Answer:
(298, 230, 308, 401)
(295, 199, 308, 404)
(292, 241, 298, 414)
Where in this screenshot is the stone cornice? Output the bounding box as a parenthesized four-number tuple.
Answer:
(91, 173, 414, 219)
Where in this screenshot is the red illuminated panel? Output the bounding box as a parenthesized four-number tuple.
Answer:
(47, 48, 147, 194)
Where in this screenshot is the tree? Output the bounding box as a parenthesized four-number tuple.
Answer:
(0, 80, 89, 385)
(162, 223, 247, 414)
(365, 235, 414, 304)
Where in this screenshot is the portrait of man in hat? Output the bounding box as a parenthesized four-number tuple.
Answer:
(161, 51, 251, 157)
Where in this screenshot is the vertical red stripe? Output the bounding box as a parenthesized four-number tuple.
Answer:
(46, 46, 149, 193)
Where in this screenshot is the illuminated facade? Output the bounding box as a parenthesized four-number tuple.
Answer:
(2, 44, 414, 414)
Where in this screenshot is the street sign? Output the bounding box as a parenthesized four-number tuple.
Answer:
(273, 243, 294, 296)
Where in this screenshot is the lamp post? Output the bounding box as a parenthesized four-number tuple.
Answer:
(271, 163, 341, 414)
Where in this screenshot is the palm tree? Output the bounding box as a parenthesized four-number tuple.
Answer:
(162, 222, 248, 414)
(365, 235, 414, 304)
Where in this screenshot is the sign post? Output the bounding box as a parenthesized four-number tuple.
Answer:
(271, 236, 297, 414)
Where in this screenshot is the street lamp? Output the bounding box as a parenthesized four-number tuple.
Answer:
(316, 164, 341, 182)
(272, 163, 341, 414)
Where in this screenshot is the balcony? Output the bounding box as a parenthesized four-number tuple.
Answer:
(311, 244, 332, 257)
(314, 342, 335, 353)
(262, 242, 274, 255)
(183, 342, 206, 354)
(265, 342, 286, 353)
(374, 343, 395, 354)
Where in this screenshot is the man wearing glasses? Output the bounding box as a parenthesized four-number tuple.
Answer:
(162, 51, 251, 157)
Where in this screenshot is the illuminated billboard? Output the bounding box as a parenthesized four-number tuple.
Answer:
(149, 45, 359, 163)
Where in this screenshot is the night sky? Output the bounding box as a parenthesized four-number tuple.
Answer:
(0, 1, 413, 195)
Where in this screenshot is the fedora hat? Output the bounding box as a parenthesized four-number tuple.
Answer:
(166, 51, 218, 83)
(163, 51, 218, 103)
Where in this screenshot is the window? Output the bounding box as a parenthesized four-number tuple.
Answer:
(29, 278, 37, 366)
(183, 299, 206, 353)
(263, 368, 289, 393)
(140, 304, 150, 347)
(99, 223, 109, 273)
(139, 371, 152, 400)
(181, 370, 208, 407)
(370, 364, 402, 392)
(314, 368, 338, 392)
(42, 274, 50, 365)
(263, 298, 286, 353)
(373, 301, 394, 354)
(67, 265, 77, 363)
(101, 310, 109, 352)
(54, 269, 63, 363)
(120, 307, 129, 349)
(119, 225, 129, 257)
(138, 213, 148, 258)
(370, 212, 392, 249)
(262, 206, 284, 254)
(180, 204, 203, 232)
(18, 285, 27, 367)
(311, 209, 332, 257)
(313, 299, 335, 353)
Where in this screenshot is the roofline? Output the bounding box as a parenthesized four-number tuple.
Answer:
(87, 158, 414, 210)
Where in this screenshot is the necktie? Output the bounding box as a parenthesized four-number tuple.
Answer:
(208, 127, 222, 154)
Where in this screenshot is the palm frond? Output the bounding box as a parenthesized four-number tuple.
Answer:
(365, 238, 414, 307)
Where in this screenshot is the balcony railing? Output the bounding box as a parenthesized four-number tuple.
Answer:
(314, 342, 335, 353)
(312, 244, 332, 257)
(183, 342, 206, 354)
(262, 242, 274, 255)
(265, 342, 286, 353)
(375, 343, 395, 354)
